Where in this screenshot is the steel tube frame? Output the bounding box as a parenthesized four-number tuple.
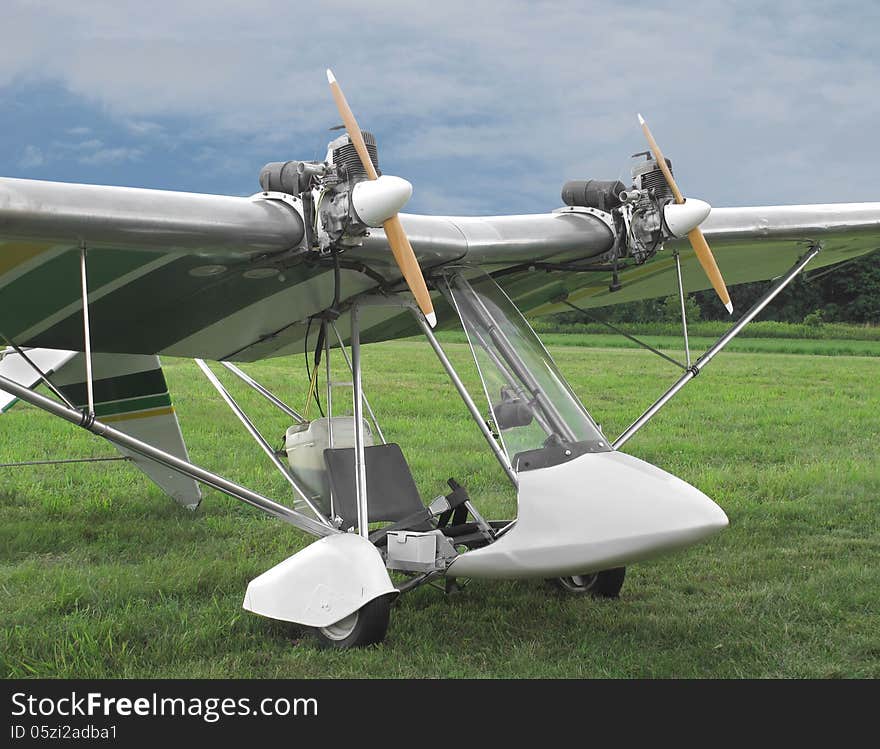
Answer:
(194, 359, 332, 526)
(79, 246, 95, 416)
(613, 246, 820, 449)
(0, 338, 76, 409)
(350, 303, 370, 538)
(440, 277, 560, 445)
(324, 321, 333, 448)
(413, 310, 518, 488)
(673, 250, 692, 368)
(323, 325, 335, 517)
(441, 282, 559, 442)
(0, 371, 335, 538)
(449, 274, 578, 444)
(346, 293, 516, 544)
(330, 321, 386, 445)
(0, 456, 129, 468)
(218, 361, 306, 423)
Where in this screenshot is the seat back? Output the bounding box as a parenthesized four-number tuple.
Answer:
(323, 443, 429, 530)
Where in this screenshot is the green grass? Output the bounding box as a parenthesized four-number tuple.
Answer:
(1, 338, 878, 678)
(440, 330, 880, 357)
(532, 319, 880, 341)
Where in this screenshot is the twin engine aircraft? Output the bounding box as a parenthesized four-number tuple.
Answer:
(1, 72, 878, 647)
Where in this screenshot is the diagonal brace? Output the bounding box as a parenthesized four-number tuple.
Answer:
(613, 245, 821, 450)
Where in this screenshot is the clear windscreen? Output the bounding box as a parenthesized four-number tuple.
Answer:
(443, 270, 610, 471)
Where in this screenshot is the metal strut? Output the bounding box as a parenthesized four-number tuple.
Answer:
(79, 245, 95, 418)
(613, 245, 821, 449)
(194, 359, 333, 526)
(350, 303, 370, 538)
(0, 371, 335, 538)
(0, 338, 76, 409)
(412, 306, 518, 488)
(673, 249, 692, 367)
(330, 320, 386, 444)
(218, 361, 307, 424)
(0, 456, 130, 468)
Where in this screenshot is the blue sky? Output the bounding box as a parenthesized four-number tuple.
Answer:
(1, 1, 878, 215)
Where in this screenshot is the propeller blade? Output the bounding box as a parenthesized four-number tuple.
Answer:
(383, 215, 436, 327)
(326, 69, 436, 326)
(637, 114, 684, 205)
(687, 227, 733, 315)
(327, 69, 378, 182)
(638, 114, 733, 314)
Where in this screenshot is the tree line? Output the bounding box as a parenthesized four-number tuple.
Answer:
(552, 250, 880, 326)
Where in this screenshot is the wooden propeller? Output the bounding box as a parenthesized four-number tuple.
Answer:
(638, 114, 733, 314)
(327, 69, 436, 327)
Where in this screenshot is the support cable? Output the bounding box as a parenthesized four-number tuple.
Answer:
(560, 300, 689, 370)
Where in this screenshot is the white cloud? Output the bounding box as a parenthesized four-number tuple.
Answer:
(1, 0, 878, 206)
(77, 145, 143, 165)
(124, 120, 163, 136)
(14, 137, 145, 169)
(18, 144, 44, 168)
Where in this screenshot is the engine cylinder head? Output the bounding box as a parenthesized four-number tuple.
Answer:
(631, 157, 674, 201)
(329, 131, 379, 179)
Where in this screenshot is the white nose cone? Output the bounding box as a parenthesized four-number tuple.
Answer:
(448, 450, 729, 580)
(351, 175, 413, 227)
(663, 198, 712, 238)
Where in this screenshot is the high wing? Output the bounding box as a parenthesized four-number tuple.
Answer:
(1, 175, 878, 361)
(490, 203, 880, 318)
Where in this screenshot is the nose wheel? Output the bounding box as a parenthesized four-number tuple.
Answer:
(549, 567, 626, 598)
(313, 595, 393, 649)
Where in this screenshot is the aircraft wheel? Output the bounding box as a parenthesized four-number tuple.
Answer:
(313, 595, 392, 649)
(549, 567, 626, 598)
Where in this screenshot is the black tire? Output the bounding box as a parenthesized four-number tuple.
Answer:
(313, 595, 392, 649)
(549, 567, 626, 598)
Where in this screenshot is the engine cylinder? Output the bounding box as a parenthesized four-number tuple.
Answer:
(632, 158, 674, 200)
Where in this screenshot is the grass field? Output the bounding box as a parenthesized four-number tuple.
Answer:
(1, 335, 878, 678)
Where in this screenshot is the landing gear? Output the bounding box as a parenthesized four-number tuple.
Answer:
(313, 595, 393, 649)
(550, 567, 626, 598)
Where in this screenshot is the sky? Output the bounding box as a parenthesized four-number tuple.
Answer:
(1, 0, 878, 216)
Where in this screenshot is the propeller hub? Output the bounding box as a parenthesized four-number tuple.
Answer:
(662, 198, 711, 238)
(351, 175, 413, 228)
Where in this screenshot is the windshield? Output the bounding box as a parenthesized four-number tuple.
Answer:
(442, 269, 610, 471)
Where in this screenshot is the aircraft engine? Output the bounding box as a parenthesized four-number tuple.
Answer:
(258, 130, 409, 253)
(561, 155, 682, 265)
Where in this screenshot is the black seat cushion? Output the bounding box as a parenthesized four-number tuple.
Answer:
(323, 443, 431, 530)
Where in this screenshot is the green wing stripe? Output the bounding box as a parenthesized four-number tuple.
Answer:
(59, 368, 167, 406)
(2, 247, 161, 339)
(25, 256, 329, 355)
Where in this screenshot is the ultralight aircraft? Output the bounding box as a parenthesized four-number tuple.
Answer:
(1, 72, 877, 647)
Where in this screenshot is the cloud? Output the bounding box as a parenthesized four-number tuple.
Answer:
(1, 0, 878, 208)
(124, 120, 163, 136)
(18, 145, 44, 168)
(12, 137, 144, 170)
(77, 145, 143, 165)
